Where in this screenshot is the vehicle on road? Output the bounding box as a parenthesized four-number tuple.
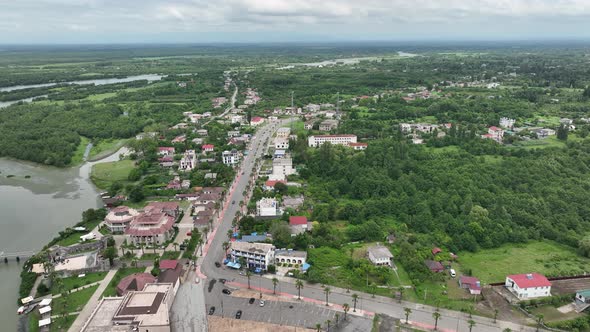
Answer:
(235, 310, 242, 319)
(215, 262, 221, 268)
(248, 297, 255, 304)
(222, 289, 231, 295)
(232, 200, 235, 204)
(259, 300, 265, 307)
(208, 306, 215, 315)
(219, 278, 227, 283)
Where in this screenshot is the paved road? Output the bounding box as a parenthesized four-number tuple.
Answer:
(67, 269, 117, 332)
(170, 279, 208, 332)
(204, 84, 237, 126)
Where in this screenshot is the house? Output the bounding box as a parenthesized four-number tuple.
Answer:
(264, 180, 286, 191)
(482, 126, 504, 143)
(319, 120, 339, 131)
(575, 289, 590, 304)
(274, 137, 289, 150)
(283, 196, 304, 210)
(425, 260, 444, 273)
(196, 129, 208, 137)
(349, 142, 368, 150)
(202, 144, 214, 153)
(158, 147, 175, 156)
(274, 149, 287, 159)
(289, 216, 312, 235)
(305, 104, 321, 112)
(231, 115, 243, 124)
(229, 242, 275, 271)
(308, 135, 357, 147)
(276, 127, 291, 138)
(560, 118, 573, 125)
(115, 273, 156, 296)
(367, 245, 394, 267)
(256, 198, 281, 217)
(250, 116, 264, 126)
(227, 130, 241, 138)
(275, 249, 307, 266)
(222, 150, 240, 165)
(192, 137, 203, 145)
(104, 206, 139, 233)
(459, 276, 482, 295)
(400, 123, 412, 133)
(158, 156, 175, 168)
(179, 150, 197, 172)
(505, 273, 551, 300)
(270, 157, 295, 181)
(204, 173, 217, 180)
(535, 128, 556, 139)
(171, 135, 186, 143)
(124, 202, 180, 246)
(386, 234, 396, 244)
(304, 121, 314, 130)
(432, 247, 442, 256)
(500, 117, 516, 129)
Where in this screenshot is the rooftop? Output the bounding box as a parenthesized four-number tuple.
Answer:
(368, 245, 393, 259)
(289, 216, 308, 226)
(231, 241, 274, 254)
(508, 273, 551, 288)
(275, 249, 307, 258)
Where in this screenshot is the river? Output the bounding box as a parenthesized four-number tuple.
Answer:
(0, 148, 127, 331)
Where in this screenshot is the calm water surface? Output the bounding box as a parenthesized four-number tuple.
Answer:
(0, 150, 125, 331)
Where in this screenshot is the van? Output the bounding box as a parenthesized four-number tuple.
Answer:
(449, 269, 456, 278)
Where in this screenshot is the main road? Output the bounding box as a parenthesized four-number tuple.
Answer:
(196, 119, 545, 332)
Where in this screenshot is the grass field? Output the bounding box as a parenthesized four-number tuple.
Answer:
(101, 267, 145, 297)
(85, 92, 117, 101)
(459, 241, 590, 284)
(53, 284, 99, 313)
(88, 138, 128, 160)
(530, 305, 584, 323)
(90, 159, 135, 189)
(52, 272, 107, 294)
(69, 136, 90, 166)
(511, 137, 566, 150)
(161, 251, 181, 260)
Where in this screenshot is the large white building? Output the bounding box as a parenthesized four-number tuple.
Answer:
(274, 137, 290, 150)
(222, 150, 240, 166)
(179, 150, 197, 172)
(505, 273, 551, 300)
(256, 198, 281, 217)
(104, 206, 139, 233)
(308, 135, 357, 147)
(269, 157, 295, 181)
(499, 117, 515, 129)
(230, 242, 275, 271)
(274, 249, 307, 266)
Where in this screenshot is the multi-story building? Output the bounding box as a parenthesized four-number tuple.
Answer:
(270, 157, 295, 180)
(274, 137, 289, 150)
(367, 245, 394, 267)
(308, 135, 357, 147)
(274, 249, 307, 266)
(179, 150, 197, 172)
(505, 273, 551, 300)
(276, 127, 291, 138)
(124, 202, 179, 246)
(319, 119, 339, 131)
(256, 198, 281, 217)
(230, 242, 275, 271)
(222, 149, 240, 166)
(104, 206, 139, 233)
(499, 117, 515, 129)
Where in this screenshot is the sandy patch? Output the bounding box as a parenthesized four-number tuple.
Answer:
(208, 315, 315, 332)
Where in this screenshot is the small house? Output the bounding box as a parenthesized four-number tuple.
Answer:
(505, 273, 551, 300)
(459, 276, 482, 295)
(576, 289, 590, 303)
(432, 247, 442, 256)
(425, 260, 444, 273)
(367, 245, 394, 267)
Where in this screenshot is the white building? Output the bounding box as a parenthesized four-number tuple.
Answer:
(305, 104, 321, 112)
(367, 245, 394, 267)
(231, 115, 244, 124)
(256, 198, 281, 217)
(230, 242, 275, 271)
(274, 137, 290, 150)
(227, 130, 241, 138)
(222, 150, 240, 166)
(505, 273, 551, 300)
(179, 150, 197, 172)
(308, 135, 357, 147)
(499, 117, 515, 129)
(274, 249, 307, 266)
(269, 157, 295, 181)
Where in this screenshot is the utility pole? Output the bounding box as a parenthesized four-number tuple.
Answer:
(290, 91, 294, 132)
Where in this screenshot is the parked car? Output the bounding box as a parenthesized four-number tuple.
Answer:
(450, 269, 456, 278)
(222, 289, 231, 295)
(259, 300, 265, 307)
(219, 278, 227, 284)
(235, 310, 242, 319)
(215, 262, 221, 268)
(208, 306, 216, 315)
(232, 200, 235, 204)
(249, 298, 255, 304)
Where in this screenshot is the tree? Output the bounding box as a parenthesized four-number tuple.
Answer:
(579, 235, 590, 257)
(296, 279, 304, 300)
(102, 247, 117, 266)
(173, 242, 178, 251)
(404, 307, 412, 324)
(557, 124, 569, 141)
(494, 309, 499, 323)
(433, 311, 441, 330)
(246, 270, 252, 289)
(503, 329, 512, 332)
(352, 293, 359, 312)
(536, 314, 544, 332)
(468, 319, 476, 332)
(324, 287, 331, 306)
(343, 303, 350, 320)
(334, 313, 339, 326)
(272, 277, 279, 295)
(398, 286, 404, 303)
(315, 323, 322, 332)
(326, 319, 331, 332)
(128, 185, 144, 202)
(222, 241, 230, 252)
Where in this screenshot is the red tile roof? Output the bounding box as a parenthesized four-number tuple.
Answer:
(432, 247, 442, 255)
(289, 216, 308, 226)
(116, 273, 156, 296)
(508, 273, 551, 288)
(489, 126, 502, 132)
(265, 180, 286, 187)
(251, 116, 263, 122)
(460, 276, 481, 291)
(202, 144, 214, 150)
(159, 259, 178, 270)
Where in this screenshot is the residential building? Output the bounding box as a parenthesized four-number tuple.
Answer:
(459, 276, 482, 295)
(104, 206, 139, 233)
(275, 249, 307, 266)
(319, 119, 339, 131)
(227, 130, 241, 137)
(575, 289, 590, 303)
(308, 135, 357, 147)
(482, 126, 504, 143)
(192, 137, 203, 145)
(304, 121, 314, 130)
(171, 135, 186, 143)
(179, 150, 197, 172)
(250, 116, 264, 126)
(560, 118, 573, 125)
(367, 245, 394, 267)
(349, 142, 368, 150)
(305, 104, 321, 112)
(202, 144, 214, 153)
(400, 123, 412, 133)
(231, 115, 243, 124)
(230, 242, 275, 271)
(196, 129, 208, 136)
(283, 196, 304, 210)
(500, 117, 516, 129)
(124, 202, 179, 246)
(424, 260, 444, 273)
(276, 127, 291, 138)
(535, 128, 556, 139)
(505, 273, 551, 300)
(270, 157, 295, 181)
(256, 198, 281, 217)
(158, 147, 175, 156)
(222, 149, 240, 166)
(274, 137, 290, 150)
(289, 216, 312, 235)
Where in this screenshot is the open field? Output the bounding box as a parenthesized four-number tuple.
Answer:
(53, 284, 99, 313)
(88, 138, 128, 160)
(208, 315, 315, 332)
(53, 272, 107, 294)
(70, 136, 90, 166)
(90, 159, 135, 189)
(54, 220, 101, 247)
(459, 241, 590, 284)
(530, 305, 584, 323)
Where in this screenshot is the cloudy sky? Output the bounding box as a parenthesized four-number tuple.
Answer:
(1, 0, 590, 43)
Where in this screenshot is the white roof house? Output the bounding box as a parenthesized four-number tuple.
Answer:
(367, 245, 393, 267)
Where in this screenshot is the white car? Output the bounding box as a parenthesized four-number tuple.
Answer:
(259, 300, 265, 307)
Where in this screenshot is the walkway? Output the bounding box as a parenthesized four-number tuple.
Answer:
(67, 269, 117, 332)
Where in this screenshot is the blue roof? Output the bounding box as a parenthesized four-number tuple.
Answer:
(226, 261, 241, 269)
(240, 234, 267, 242)
(302, 263, 311, 271)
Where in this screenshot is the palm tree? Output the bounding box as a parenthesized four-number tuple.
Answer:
(197, 239, 203, 255)
(324, 287, 331, 306)
(352, 293, 359, 312)
(227, 229, 233, 239)
(222, 241, 230, 252)
(343, 303, 350, 320)
(140, 243, 145, 255)
(334, 313, 339, 326)
(494, 309, 499, 323)
(326, 320, 331, 331)
(398, 286, 404, 303)
(536, 314, 544, 332)
(468, 319, 476, 332)
(203, 226, 209, 241)
(272, 277, 279, 295)
(246, 270, 252, 289)
(131, 257, 138, 268)
(503, 329, 512, 332)
(433, 311, 441, 330)
(404, 307, 412, 324)
(295, 279, 304, 300)
(173, 242, 178, 251)
(315, 323, 322, 332)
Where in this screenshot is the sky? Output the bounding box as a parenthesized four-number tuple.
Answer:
(2, 0, 590, 44)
